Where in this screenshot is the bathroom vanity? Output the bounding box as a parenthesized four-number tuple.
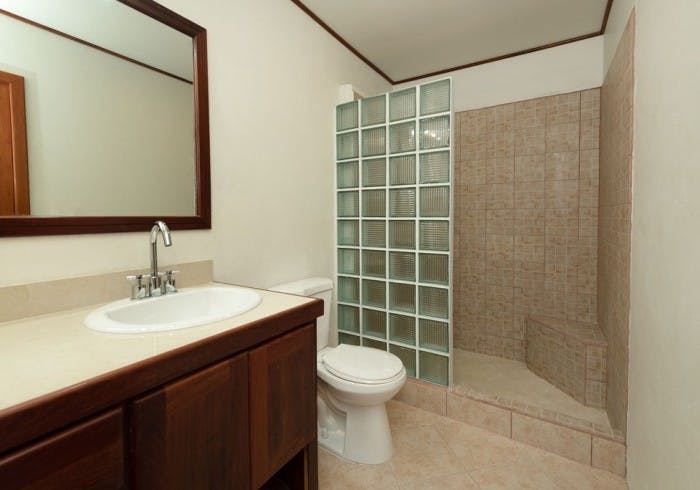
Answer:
(0, 287, 323, 489)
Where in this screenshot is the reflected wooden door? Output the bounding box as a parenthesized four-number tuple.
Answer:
(0, 70, 29, 215)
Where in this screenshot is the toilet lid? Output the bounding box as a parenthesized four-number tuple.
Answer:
(322, 344, 404, 384)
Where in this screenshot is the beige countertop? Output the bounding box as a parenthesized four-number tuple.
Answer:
(0, 283, 315, 413)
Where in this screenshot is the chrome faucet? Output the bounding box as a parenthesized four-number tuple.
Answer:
(149, 220, 172, 296)
(126, 221, 180, 299)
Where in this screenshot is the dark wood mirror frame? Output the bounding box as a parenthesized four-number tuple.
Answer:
(0, 0, 210, 237)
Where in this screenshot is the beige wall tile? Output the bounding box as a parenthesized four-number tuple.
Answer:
(446, 393, 512, 437)
(592, 437, 626, 477)
(512, 413, 592, 464)
(455, 89, 600, 363)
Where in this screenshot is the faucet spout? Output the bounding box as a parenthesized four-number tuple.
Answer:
(150, 220, 172, 285)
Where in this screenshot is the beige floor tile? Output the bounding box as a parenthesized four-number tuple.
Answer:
(511, 413, 592, 464)
(390, 447, 464, 487)
(538, 452, 628, 490)
(468, 460, 559, 489)
(398, 471, 479, 490)
(321, 401, 627, 490)
(435, 417, 529, 470)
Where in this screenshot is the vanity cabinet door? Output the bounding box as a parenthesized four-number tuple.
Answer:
(0, 408, 124, 489)
(129, 353, 249, 490)
(249, 323, 317, 489)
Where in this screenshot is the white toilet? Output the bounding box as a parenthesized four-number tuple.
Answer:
(270, 277, 406, 465)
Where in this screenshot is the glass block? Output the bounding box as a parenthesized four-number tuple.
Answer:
(362, 158, 386, 187)
(419, 253, 449, 285)
(419, 351, 449, 386)
(420, 151, 450, 184)
(389, 188, 416, 217)
(363, 338, 387, 351)
(390, 282, 415, 313)
(420, 79, 450, 116)
(337, 131, 359, 159)
(419, 286, 449, 319)
(338, 276, 359, 304)
(389, 220, 415, 249)
(362, 279, 386, 308)
(338, 248, 359, 275)
(339, 332, 360, 346)
(338, 220, 359, 246)
(420, 186, 449, 217)
(362, 189, 385, 217)
(390, 344, 416, 377)
(338, 304, 360, 333)
(336, 101, 358, 131)
(390, 155, 416, 185)
(390, 314, 416, 345)
(420, 221, 449, 251)
(362, 250, 386, 278)
(390, 87, 416, 122)
(337, 191, 359, 217)
(361, 94, 386, 126)
(337, 161, 359, 188)
(389, 121, 416, 154)
(362, 127, 386, 157)
(363, 309, 387, 339)
(419, 319, 448, 352)
(419, 116, 450, 150)
(389, 251, 415, 281)
(362, 220, 385, 248)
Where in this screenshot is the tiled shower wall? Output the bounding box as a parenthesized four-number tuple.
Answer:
(598, 10, 635, 435)
(454, 90, 600, 361)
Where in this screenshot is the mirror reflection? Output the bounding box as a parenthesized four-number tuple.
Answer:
(0, 0, 196, 217)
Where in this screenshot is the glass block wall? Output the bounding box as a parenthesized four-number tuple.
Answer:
(334, 79, 452, 386)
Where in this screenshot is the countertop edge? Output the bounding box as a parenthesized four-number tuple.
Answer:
(0, 297, 323, 455)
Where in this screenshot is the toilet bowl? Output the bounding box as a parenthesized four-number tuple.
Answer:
(270, 277, 406, 464)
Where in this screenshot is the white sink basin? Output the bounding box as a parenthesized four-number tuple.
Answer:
(85, 286, 262, 333)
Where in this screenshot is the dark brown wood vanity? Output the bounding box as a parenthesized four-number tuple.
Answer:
(0, 299, 323, 490)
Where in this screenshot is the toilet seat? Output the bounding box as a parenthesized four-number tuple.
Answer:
(321, 344, 404, 385)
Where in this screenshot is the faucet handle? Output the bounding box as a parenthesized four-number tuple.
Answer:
(127, 274, 145, 300)
(165, 270, 179, 293)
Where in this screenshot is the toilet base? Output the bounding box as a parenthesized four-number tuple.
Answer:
(317, 384, 394, 465)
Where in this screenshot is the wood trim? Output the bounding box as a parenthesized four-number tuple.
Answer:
(0, 70, 29, 215)
(0, 8, 191, 84)
(290, 0, 616, 85)
(289, 0, 393, 84)
(600, 0, 615, 34)
(393, 32, 602, 85)
(0, 299, 322, 455)
(0, 0, 211, 236)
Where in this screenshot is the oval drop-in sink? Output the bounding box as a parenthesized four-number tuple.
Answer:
(85, 286, 262, 333)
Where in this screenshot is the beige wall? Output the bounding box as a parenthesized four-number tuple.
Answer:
(615, 0, 700, 487)
(598, 9, 634, 438)
(158, 0, 390, 290)
(0, 0, 389, 288)
(395, 36, 603, 113)
(453, 90, 600, 361)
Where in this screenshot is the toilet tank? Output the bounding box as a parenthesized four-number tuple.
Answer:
(269, 277, 333, 351)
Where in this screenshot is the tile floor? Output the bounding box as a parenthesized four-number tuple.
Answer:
(453, 349, 612, 429)
(319, 400, 627, 489)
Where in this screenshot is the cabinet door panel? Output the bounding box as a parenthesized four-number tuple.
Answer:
(0, 408, 124, 490)
(130, 354, 249, 490)
(250, 323, 316, 488)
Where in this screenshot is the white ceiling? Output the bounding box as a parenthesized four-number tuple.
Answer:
(300, 0, 609, 82)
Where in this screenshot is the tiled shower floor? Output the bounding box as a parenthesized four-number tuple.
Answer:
(453, 349, 612, 430)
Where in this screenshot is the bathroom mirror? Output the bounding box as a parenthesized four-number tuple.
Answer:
(0, 0, 210, 236)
